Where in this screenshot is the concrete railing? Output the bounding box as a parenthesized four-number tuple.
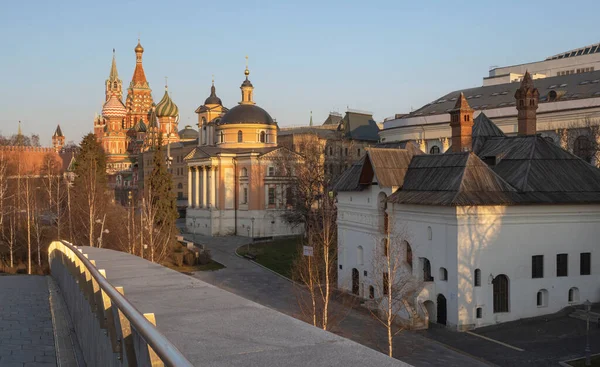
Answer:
(48, 240, 193, 367)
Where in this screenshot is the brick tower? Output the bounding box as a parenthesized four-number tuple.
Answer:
(514, 71, 539, 136)
(52, 125, 65, 151)
(105, 49, 122, 102)
(125, 40, 153, 129)
(449, 92, 474, 152)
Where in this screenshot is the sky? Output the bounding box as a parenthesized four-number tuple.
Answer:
(1, 0, 599, 145)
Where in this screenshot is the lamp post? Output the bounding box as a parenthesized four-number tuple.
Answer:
(251, 217, 255, 239)
(95, 214, 108, 248)
(585, 299, 592, 366)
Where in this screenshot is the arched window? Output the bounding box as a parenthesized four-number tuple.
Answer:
(548, 90, 557, 102)
(568, 287, 580, 303)
(219, 131, 224, 143)
(357, 246, 364, 266)
(260, 131, 266, 143)
(430, 146, 440, 155)
(177, 183, 183, 189)
(439, 267, 448, 281)
(537, 289, 548, 307)
(493, 274, 509, 313)
(421, 258, 432, 281)
(474, 269, 481, 287)
(427, 226, 432, 240)
(241, 167, 248, 177)
(369, 286, 374, 299)
(574, 136, 593, 163)
(406, 242, 413, 268)
(238, 130, 243, 142)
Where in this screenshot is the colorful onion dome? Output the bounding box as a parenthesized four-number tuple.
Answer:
(155, 88, 179, 118)
(135, 41, 144, 53)
(102, 95, 127, 118)
(134, 118, 147, 133)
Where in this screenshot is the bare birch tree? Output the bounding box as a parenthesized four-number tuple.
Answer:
(370, 225, 421, 357)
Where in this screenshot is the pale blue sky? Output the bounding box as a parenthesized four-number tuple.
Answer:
(1, 0, 599, 145)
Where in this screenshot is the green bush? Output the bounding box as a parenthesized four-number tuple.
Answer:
(173, 252, 184, 267)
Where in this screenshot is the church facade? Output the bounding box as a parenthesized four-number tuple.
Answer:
(185, 66, 303, 237)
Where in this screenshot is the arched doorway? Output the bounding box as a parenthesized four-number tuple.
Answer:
(423, 300, 435, 324)
(437, 294, 447, 325)
(493, 274, 509, 313)
(352, 268, 359, 295)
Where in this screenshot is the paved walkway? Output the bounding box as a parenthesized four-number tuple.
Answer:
(182, 232, 489, 367)
(0, 276, 56, 367)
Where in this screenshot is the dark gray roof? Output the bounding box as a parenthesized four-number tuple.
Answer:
(219, 104, 275, 126)
(204, 84, 222, 105)
(405, 71, 600, 118)
(322, 113, 343, 126)
(53, 125, 64, 137)
(340, 112, 380, 141)
(389, 133, 600, 206)
(178, 125, 198, 140)
(546, 43, 600, 60)
(333, 147, 422, 192)
(471, 113, 506, 152)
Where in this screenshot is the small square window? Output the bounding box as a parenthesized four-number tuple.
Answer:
(268, 166, 275, 176)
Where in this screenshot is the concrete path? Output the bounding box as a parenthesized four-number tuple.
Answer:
(82, 246, 408, 367)
(182, 232, 490, 367)
(0, 276, 56, 367)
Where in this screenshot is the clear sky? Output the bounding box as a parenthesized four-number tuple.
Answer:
(1, 0, 599, 145)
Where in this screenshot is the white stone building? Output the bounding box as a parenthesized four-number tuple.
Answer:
(336, 75, 600, 330)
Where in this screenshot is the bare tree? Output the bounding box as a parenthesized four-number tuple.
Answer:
(22, 176, 34, 274)
(369, 225, 421, 357)
(140, 187, 172, 264)
(292, 195, 342, 330)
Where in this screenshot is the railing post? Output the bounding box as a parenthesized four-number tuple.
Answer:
(115, 287, 138, 366)
(143, 314, 164, 367)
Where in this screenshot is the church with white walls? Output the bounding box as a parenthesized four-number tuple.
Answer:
(335, 73, 600, 330)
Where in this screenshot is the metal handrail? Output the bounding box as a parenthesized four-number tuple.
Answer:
(57, 240, 193, 367)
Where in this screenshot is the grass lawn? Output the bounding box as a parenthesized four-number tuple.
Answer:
(237, 237, 302, 279)
(164, 260, 225, 274)
(568, 355, 600, 366)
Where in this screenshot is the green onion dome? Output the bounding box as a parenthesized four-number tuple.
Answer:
(155, 88, 179, 118)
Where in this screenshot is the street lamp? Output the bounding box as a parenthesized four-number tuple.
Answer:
(251, 217, 255, 239)
(585, 299, 592, 366)
(95, 214, 108, 248)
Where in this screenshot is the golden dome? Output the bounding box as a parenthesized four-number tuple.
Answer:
(135, 41, 144, 53)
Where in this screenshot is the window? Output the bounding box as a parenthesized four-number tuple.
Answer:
(476, 307, 482, 319)
(177, 183, 183, 189)
(369, 286, 374, 299)
(345, 148, 348, 156)
(177, 192, 183, 200)
(422, 258, 433, 281)
(357, 148, 361, 156)
(241, 167, 248, 177)
(532, 255, 544, 278)
(427, 226, 432, 240)
(260, 131, 266, 143)
(440, 267, 448, 281)
(286, 186, 293, 206)
(574, 136, 592, 163)
(329, 147, 332, 156)
(268, 187, 276, 205)
(492, 274, 509, 313)
(357, 246, 364, 266)
(237, 130, 243, 142)
(243, 187, 248, 204)
(568, 287, 580, 303)
(430, 146, 440, 154)
(474, 269, 481, 287)
(537, 289, 548, 307)
(581, 253, 591, 275)
(406, 242, 413, 268)
(557, 254, 568, 277)
(219, 131, 224, 143)
(268, 166, 275, 176)
(383, 272, 389, 296)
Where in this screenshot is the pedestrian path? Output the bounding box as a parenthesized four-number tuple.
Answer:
(182, 232, 490, 367)
(0, 276, 57, 367)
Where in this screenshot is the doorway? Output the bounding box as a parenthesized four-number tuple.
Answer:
(352, 268, 359, 295)
(437, 294, 447, 325)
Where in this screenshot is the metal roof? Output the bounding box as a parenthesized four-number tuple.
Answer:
(404, 71, 600, 118)
(546, 42, 600, 60)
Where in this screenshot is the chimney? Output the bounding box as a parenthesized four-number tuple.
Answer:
(514, 71, 539, 136)
(449, 92, 474, 152)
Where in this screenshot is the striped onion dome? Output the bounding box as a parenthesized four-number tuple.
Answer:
(102, 95, 127, 118)
(155, 88, 179, 118)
